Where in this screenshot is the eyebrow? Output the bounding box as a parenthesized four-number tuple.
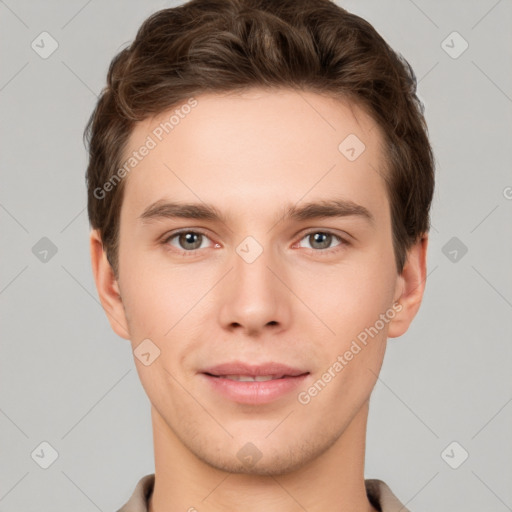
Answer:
(138, 198, 375, 226)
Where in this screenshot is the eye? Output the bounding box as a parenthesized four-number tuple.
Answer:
(295, 231, 347, 254)
(161, 229, 349, 257)
(162, 230, 215, 254)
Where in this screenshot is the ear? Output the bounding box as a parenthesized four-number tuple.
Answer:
(89, 229, 131, 340)
(387, 234, 428, 338)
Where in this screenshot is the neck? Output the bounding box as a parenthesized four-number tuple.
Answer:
(148, 401, 377, 512)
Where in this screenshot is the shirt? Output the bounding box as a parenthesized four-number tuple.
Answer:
(116, 473, 410, 512)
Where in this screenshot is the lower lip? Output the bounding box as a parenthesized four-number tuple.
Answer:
(201, 373, 309, 404)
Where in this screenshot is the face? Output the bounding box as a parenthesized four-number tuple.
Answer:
(93, 88, 424, 476)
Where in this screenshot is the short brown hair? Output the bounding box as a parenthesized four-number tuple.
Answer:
(85, 0, 435, 278)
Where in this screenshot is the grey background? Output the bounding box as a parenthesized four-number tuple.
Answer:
(1, 0, 511, 510)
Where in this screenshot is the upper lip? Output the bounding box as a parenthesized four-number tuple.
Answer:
(201, 361, 308, 378)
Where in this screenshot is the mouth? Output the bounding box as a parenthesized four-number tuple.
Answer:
(201, 361, 307, 378)
(200, 361, 310, 404)
(205, 374, 299, 381)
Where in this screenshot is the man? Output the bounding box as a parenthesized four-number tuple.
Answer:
(86, 0, 434, 510)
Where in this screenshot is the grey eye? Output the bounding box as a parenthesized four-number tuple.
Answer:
(168, 231, 209, 251)
(299, 232, 342, 251)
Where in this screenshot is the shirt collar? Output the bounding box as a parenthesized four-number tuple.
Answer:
(117, 473, 410, 512)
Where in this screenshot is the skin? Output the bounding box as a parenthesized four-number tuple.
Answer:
(90, 88, 428, 512)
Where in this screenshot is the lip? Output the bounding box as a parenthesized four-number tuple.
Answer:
(202, 361, 307, 378)
(200, 361, 309, 405)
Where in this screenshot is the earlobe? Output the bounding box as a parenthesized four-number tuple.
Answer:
(89, 229, 131, 340)
(387, 235, 429, 339)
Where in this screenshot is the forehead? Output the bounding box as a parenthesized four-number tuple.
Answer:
(119, 88, 388, 225)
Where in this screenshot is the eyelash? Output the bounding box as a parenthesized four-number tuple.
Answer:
(161, 228, 350, 257)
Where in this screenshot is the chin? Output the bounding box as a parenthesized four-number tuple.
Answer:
(192, 435, 330, 477)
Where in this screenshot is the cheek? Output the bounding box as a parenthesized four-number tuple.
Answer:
(119, 246, 205, 337)
(294, 253, 397, 346)
(294, 265, 392, 420)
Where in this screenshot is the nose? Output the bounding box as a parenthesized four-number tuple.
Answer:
(217, 242, 291, 336)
